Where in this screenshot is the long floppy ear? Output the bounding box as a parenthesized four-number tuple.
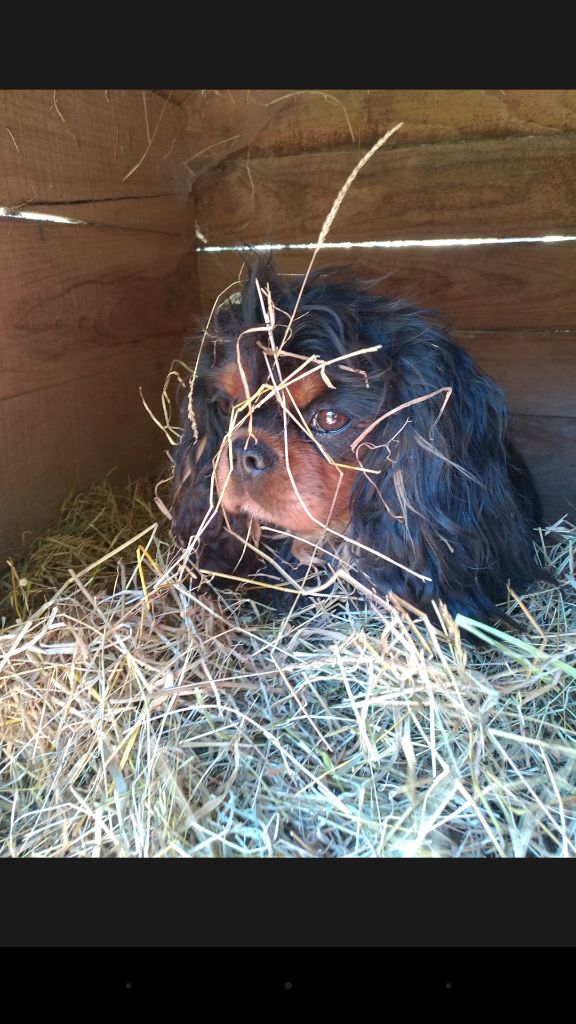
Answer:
(170, 257, 286, 588)
(349, 313, 542, 622)
(170, 379, 260, 584)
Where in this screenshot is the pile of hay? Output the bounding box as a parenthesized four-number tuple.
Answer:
(0, 479, 574, 857)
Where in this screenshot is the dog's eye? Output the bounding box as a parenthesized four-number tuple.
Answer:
(312, 410, 351, 433)
(217, 396, 233, 416)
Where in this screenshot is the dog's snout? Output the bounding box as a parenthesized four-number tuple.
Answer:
(231, 437, 276, 479)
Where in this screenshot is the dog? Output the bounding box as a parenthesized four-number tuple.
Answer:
(171, 257, 547, 624)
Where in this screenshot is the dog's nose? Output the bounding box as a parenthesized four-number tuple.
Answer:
(231, 437, 276, 479)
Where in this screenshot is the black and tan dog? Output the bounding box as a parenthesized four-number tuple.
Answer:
(171, 258, 547, 623)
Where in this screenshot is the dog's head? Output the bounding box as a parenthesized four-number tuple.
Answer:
(172, 259, 404, 560)
(171, 257, 543, 621)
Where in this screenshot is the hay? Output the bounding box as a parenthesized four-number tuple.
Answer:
(0, 477, 159, 624)
(0, 478, 574, 858)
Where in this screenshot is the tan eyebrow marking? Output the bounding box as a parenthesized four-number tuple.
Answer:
(218, 362, 244, 402)
(285, 373, 327, 409)
(219, 355, 329, 411)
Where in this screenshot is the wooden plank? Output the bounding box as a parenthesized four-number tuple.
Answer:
(510, 415, 576, 524)
(195, 243, 576, 330)
(457, 331, 576, 417)
(154, 90, 196, 106)
(0, 90, 191, 232)
(26, 195, 196, 236)
(180, 90, 576, 172)
(0, 358, 180, 558)
(193, 133, 576, 246)
(0, 219, 198, 402)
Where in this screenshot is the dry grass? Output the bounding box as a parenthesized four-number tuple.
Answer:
(0, 478, 159, 624)
(0, 478, 574, 858)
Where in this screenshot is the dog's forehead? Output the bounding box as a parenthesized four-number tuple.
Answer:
(216, 334, 330, 409)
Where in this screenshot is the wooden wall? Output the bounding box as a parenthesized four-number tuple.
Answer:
(1, 90, 574, 563)
(0, 90, 198, 558)
(178, 90, 576, 523)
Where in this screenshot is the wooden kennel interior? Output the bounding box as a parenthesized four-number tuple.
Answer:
(0, 89, 574, 563)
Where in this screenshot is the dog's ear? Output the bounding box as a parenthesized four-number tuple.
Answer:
(349, 316, 541, 621)
(170, 379, 260, 583)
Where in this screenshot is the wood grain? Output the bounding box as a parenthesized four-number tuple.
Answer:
(179, 90, 576, 172)
(26, 195, 195, 236)
(510, 414, 576, 523)
(154, 90, 196, 106)
(193, 133, 576, 246)
(195, 243, 576, 330)
(0, 357, 179, 558)
(0, 219, 198, 402)
(457, 331, 576, 416)
(0, 90, 191, 232)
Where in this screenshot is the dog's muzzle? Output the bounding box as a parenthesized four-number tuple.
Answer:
(231, 437, 277, 480)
